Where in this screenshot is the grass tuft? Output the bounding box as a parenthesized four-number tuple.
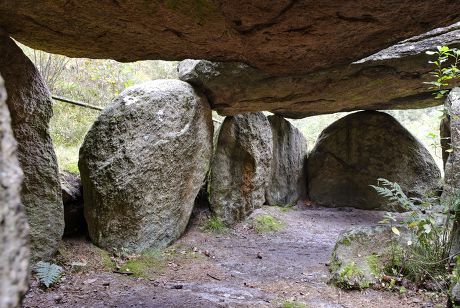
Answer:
(282, 300, 308, 308)
(252, 215, 285, 233)
(202, 216, 227, 233)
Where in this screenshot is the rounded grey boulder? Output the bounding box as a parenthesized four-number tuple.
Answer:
(208, 112, 273, 225)
(266, 115, 308, 206)
(79, 79, 213, 252)
(308, 111, 441, 210)
(0, 75, 29, 307)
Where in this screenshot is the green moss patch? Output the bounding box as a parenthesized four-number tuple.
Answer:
(252, 215, 285, 233)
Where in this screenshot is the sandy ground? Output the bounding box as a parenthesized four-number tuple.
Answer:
(23, 205, 446, 308)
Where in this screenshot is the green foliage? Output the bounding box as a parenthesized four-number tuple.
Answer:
(202, 216, 227, 233)
(366, 254, 382, 277)
(252, 215, 285, 233)
(371, 179, 456, 286)
(425, 45, 460, 99)
(336, 261, 370, 289)
(35, 261, 63, 288)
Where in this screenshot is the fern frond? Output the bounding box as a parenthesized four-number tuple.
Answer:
(370, 178, 414, 211)
(35, 261, 63, 288)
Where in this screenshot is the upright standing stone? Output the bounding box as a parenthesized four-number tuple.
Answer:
(442, 88, 460, 201)
(308, 111, 441, 210)
(209, 112, 273, 225)
(0, 75, 29, 308)
(442, 88, 460, 305)
(79, 80, 213, 252)
(266, 115, 307, 205)
(0, 35, 63, 262)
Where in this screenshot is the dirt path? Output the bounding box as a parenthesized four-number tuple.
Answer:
(23, 205, 444, 307)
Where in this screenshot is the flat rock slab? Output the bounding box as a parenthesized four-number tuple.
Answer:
(209, 112, 272, 225)
(79, 79, 213, 253)
(178, 22, 460, 118)
(308, 111, 441, 211)
(0, 35, 63, 262)
(0, 74, 29, 308)
(1, 1, 460, 75)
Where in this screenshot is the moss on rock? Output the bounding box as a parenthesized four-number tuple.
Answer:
(329, 225, 410, 290)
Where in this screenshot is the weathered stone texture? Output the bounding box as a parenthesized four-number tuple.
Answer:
(308, 111, 441, 211)
(441, 89, 460, 261)
(0, 35, 63, 262)
(265, 115, 307, 206)
(60, 171, 86, 236)
(330, 225, 410, 290)
(208, 112, 272, 225)
(178, 22, 460, 118)
(79, 80, 213, 252)
(1, 1, 460, 75)
(0, 74, 29, 308)
(442, 88, 460, 200)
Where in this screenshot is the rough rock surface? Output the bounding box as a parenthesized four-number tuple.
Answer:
(442, 88, 460, 201)
(60, 171, 86, 236)
(441, 89, 460, 266)
(178, 22, 460, 118)
(0, 75, 29, 307)
(0, 35, 63, 262)
(79, 80, 213, 253)
(308, 111, 441, 211)
(265, 115, 307, 206)
(209, 112, 272, 225)
(330, 225, 410, 290)
(1, 2, 460, 75)
(440, 115, 451, 168)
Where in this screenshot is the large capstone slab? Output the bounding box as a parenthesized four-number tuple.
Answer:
(0, 74, 29, 308)
(79, 80, 213, 253)
(308, 111, 441, 211)
(1, 1, 460, 76)
(209, 112, 272, 225)
(265, 115, 307, 206)
(0, 35, 63, 262)
(178, 22, 460, 118)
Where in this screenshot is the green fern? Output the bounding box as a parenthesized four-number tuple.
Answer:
(370, 178, 414, 211)
(35, 261, 63, 288)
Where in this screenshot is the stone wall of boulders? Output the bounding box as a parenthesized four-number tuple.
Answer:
(0, 35, 446, 261)
(75, 79, 444, 252)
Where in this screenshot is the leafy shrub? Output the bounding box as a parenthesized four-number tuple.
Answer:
(371, 178, 457, 286)
(425, 45, 460, 99)
(35, 261, 63, 288)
